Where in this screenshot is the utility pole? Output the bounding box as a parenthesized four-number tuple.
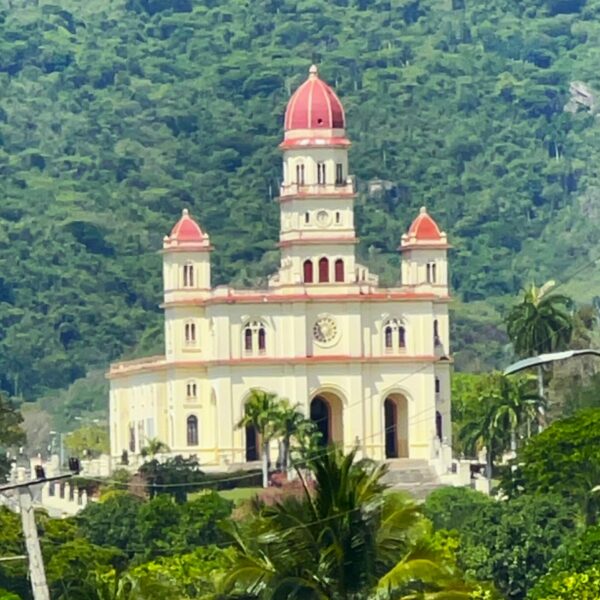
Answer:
(18, 485, 49, 600)
(0, 460, 80, 600)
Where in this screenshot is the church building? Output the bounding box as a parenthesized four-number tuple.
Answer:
(108, 65, 453, 470)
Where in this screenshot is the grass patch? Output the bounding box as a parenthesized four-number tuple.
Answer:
(217, 487, 262, 503)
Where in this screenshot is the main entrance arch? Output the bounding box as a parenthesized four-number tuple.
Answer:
(384, 394, 409, 458)
(310, 392, 343, 446)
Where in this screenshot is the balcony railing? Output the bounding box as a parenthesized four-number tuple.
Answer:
(280, 178, 354, 197)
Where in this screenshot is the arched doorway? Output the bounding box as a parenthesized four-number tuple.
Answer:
(384, 394, 409, 458)
(384, 399, 397, 458)
(245, 425, 259, 461)
(310, 392, 343, 446)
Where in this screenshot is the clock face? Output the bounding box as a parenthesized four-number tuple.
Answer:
(316, 210, 330, 227)
(313, 316, 338, 344)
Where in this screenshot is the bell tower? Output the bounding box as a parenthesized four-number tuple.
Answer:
(272, 65, 358, 288)
(399, 206, 449, 295)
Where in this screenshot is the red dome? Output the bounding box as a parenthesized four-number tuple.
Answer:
(284, 65, 345, 131)
(408, 207, 442, 240)
(169, 209, 204, 242)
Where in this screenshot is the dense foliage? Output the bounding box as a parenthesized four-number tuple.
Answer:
(501, 408, 600, 523)
(0, 394, 24, 481)
(3, 0, 600, 410)
(423, 487, 579, 600)
(223, 448, 472, 599)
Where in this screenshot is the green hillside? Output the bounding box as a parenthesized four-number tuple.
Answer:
(2, 0, 600, 412)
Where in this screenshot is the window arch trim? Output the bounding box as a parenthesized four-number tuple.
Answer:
(243, 320, 268, 355)
(186, 415, 198, 446)
(382, 318, 407, 353)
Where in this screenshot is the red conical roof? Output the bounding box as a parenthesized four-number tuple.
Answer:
(163, 209, 211, 252)
(408, 207, 443, 240)
(284, 65, 345, 131)
(169, 209, 204, 242)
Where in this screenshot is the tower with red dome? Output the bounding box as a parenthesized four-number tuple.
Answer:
(273, 65, 359, 288)
(108, 66, 455, 483)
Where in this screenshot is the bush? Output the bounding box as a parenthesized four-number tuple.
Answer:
(423, 486, 493, 532)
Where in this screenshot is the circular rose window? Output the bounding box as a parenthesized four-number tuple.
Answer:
(313, 316, 338, 344)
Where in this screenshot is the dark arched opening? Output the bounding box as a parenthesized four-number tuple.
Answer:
(245, 425, 259, 461)
(384, 394, 409, 458)
(436, 411, 443, 441)
(310, 396, 330, 446)
(187, 415, 198, 446)
(384, 399, 398, 458)
(319, 257, 329, 283)
(334, 259, 344, 282)
(303, 260, 314, 284)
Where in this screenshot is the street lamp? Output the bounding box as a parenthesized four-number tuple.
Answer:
(503, 349, 600, 376)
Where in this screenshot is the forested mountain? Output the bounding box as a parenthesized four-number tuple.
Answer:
(2, 0, 600, 413)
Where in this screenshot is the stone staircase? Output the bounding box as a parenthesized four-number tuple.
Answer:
(381, 459, 443, 500)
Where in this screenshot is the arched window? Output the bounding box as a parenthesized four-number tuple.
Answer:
(244, 327, 253, 351)
(435, 411, 443, 440)
(296, 163, 305, 185)
(434, 320, 440, 346)
(243, 321, 267, 355)
(304, 212, 310, 224)
(335, 211, 341, 224)
(334, 259, 344, 282)
(303, 260, 314, 283)
(383, 319, 407, 352)
(385, 326, 393, 349)
(319, 257, 329, 283)
(187, 415, 198, 446)
(435, 377, 440, 394)
(336, 163, 343, 184)
(184, 322, 196, 345)
(186, 381, 197, 398)
(427, 261, 436, 283)
(183, 263, 194, 287)
(317, 162, 326, 184)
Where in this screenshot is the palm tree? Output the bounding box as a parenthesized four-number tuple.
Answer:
(491, 373, 540, 448)
(459, 396, 502, 481)
(237, 390, 282, 488)
(140, 438, 170, 459)
(506, 281, 573, 358)
(220, 448, 472, 599)
(506, 281, 574, 422)
(273, 401, 318, 477)
(460, 372, 540, 480)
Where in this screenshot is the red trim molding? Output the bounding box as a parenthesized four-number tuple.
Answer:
(108, 354, 452, 379)
(161, 291, 451, 308)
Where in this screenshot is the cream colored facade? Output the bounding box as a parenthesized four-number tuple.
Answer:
(109, 67, 453, 470)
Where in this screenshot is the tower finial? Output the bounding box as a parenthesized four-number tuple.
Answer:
(309, 64, 318, 79)
(419, 206, 427, 214)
